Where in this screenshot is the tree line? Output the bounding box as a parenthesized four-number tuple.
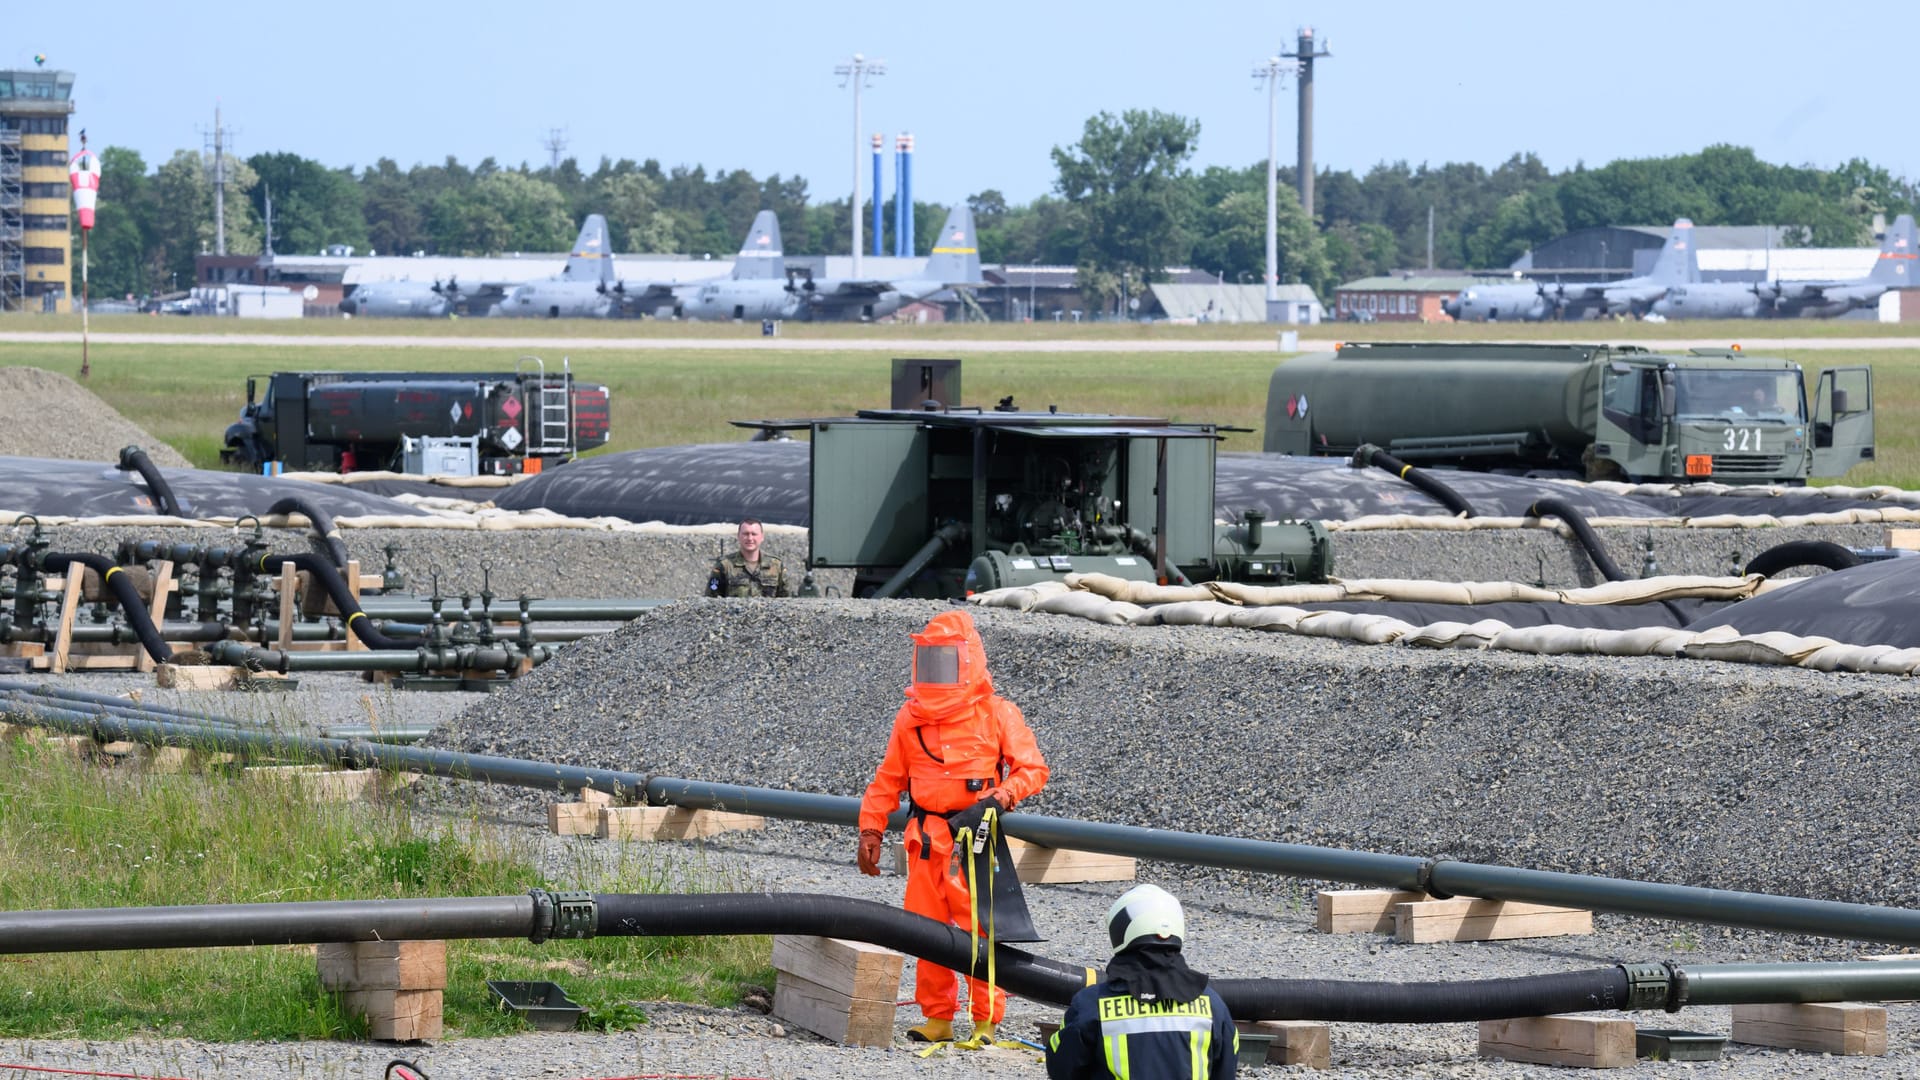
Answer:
(79, 113, 1919, 311)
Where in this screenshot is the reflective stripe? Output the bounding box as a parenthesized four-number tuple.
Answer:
(1103, 1033, 1129, 1079)
(1191, 1028, 1208, 1077)
(1102, 1014, 1212, 1037)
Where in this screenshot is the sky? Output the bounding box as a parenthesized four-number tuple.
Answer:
(13, 1, 1919, 211)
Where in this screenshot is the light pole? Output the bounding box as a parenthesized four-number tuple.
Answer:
(1252, 55, 1287, 317)
(836, 53, 885, 279)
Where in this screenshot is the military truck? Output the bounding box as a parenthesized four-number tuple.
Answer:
(221, 360, 610, 475)
(1264, 342, 1874, 484)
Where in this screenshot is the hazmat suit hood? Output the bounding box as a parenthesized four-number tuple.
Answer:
(904, 609, 994, 724)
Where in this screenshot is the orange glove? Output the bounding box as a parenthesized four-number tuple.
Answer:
(857, 829, 884, 876)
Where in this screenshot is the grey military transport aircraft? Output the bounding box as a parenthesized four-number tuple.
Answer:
(1649, 214, 1917, 320)
(339, 215, 629, 319)
(1443, 219, 1698, 321)
(680, 205, 983, 321)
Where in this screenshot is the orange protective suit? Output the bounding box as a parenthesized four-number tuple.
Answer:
(858, 609, 1049, 1025)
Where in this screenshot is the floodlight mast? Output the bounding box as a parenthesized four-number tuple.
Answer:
(836, 54, 886, 279)
(1252, 56, 1288, 310)
(1282, 27, 1331, 221)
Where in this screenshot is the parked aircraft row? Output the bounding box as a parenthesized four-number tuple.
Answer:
(1443, 215, 1916, 321)
(339, 206, 983, 322)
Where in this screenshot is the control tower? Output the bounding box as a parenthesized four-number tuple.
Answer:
(0, 68, 75, 311)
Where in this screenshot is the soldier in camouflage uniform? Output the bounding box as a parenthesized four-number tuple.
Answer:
(707, 518, 792, 597)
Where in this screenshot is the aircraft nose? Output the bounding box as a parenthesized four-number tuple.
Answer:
(1441, 299, 1460, 318)
(338, 297, 357, 315)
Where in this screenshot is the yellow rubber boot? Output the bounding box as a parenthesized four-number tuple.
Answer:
(968, 1021, 998, 1046)
(907, 1018, 954, 1043)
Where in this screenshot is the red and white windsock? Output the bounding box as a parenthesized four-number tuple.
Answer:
(69, 149, 101, 231)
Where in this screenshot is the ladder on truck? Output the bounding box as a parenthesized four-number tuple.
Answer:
(515, 355, 577, 461)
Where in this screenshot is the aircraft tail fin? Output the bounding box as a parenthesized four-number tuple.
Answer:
(1870, 214, 1916, 286)
(1648, 218, 1698, 284)
(732, 210, 785, 280)
(922, 205, 983, 285)
(564, 214, 615, 283)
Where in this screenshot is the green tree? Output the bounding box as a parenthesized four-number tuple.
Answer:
(600, 171, 676, 253)
(1052, 109, 1201, 300)
(1465, 189, 1566, 268)
(248, 152, 367, 256)
(359, 158, 422, 256)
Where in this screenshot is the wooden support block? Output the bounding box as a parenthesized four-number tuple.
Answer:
(547, 802, 601, 836)
(1316, 889, 1429, 935)
(597, 806, 765, 841)
(341, 988, 443, 1042)
(1393, 896, 1592, 944)
(0, 721, 32, 742)
(97, 740, 141, 759)
(317, 940, 447, 992)
(1479, 1015, 1636, 1069)
(579, 787, 615, 806)
(41, 734, 92, 758)
(771, 935, 904, 1047)
(1886, 527, 1920, 551)
(1730, 1002, 1887, 1056)
(248, 765, 417, 802)
(1006, 837, 1136, 884)
(1237, 1020, 1331, 1069)
(155, 664, 242, 690)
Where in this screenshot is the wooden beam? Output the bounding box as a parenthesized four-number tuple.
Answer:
(1730, 1002, 1887, 1056)
(597, 806, 765, 841)
(155, 664, 242, 691)
(339, 988, 443, 1042)
(1393, 896, 1592, 944)
(1006, 837, 1136, 884)
(1237, 1020, 1331, 1069)
(547, 802, 600, 836)
(318, 940, 447, 992)
(135, 560, 175, 675)
(48, 572, 83, 674)
(770, 936, 904, 1047)
(1478, 1015, 1635, 1069)
(1316, 889, 1428, 935)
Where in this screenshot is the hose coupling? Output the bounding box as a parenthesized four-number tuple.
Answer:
(1415, 858, 1454, 900)
(1663, 961, 1689, 1013)
(527, 888, 597, 944)
(1619, 962, 1671, 1012)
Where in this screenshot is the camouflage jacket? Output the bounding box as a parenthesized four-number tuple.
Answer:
(708, 552, 791, 598)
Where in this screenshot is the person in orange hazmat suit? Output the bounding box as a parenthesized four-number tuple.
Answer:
(857, 608, 1049, 1045)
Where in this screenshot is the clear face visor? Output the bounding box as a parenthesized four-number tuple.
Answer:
(913, 644, 963, 686)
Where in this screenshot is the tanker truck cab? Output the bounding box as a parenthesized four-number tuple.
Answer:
(1263, 342, 1874, 484)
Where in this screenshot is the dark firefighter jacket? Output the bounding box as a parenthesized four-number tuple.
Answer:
(1046, 981, 1238, 1080)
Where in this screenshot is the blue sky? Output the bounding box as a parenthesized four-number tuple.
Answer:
(14, 1, 1918, 209)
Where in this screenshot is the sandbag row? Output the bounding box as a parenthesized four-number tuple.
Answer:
(1066, 571, 1772, 607)
(970, 580, 1920, 676)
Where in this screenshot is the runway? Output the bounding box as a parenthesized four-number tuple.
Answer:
(0, 331, 1917, 352)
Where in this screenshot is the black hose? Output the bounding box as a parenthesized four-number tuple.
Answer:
(1525, 497, 1626, 583)
(267, 496, 350, 570)
(1744, 540, 1862, 579)
(40, 552, 172, 664)
(872, 521, 967, 599)
(255, 552, 407, 650)
(117, 446, 182, 518)
(1351, 444, 1475, 518)
(1214, 969, 1630, 1023)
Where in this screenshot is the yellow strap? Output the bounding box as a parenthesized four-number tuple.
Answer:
(953, 806, 1004, 1051)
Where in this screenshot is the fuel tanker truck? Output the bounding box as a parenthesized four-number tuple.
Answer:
(221, 361, 611, 476)
(1264, 342, 1875, 484)
(802, 398, 1331, 599)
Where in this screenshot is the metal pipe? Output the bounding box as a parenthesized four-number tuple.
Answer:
(871, 521, 966, 600)
(204, 640, 551, 675)
(12, 702, 1920, 949)
(354, 599, 661, 622)
(319, 725, 435, 744)
(6, 890, 1920, 1022)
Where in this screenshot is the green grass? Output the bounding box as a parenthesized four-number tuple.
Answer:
(0, 734, 772, 1040)
(2, 321, 1918, 484)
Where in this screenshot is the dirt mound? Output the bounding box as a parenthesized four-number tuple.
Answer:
(0, 367, 189, 467)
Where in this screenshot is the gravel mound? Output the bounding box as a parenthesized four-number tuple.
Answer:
(0, 367, 189, 466)
(438, 599, 1920, 910)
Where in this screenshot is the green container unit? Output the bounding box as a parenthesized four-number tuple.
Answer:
(809, 409, 1223, 599)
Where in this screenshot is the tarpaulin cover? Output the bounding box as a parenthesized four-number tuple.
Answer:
(1684, 558, 1920, 647)
(0, 456, 428, 520)
(494, 443, 811, 526)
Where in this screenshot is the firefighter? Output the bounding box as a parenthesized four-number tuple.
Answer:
(1046, 884, 1239, 1079)
(856, 608, 1048, 1045)
(706, 518, 791, 597)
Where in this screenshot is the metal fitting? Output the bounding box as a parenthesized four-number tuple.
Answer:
(1619, 962, 1671, 1012)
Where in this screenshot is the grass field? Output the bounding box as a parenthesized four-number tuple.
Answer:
(2, 321, 1916, 486)
(0, 736, 769, 1040)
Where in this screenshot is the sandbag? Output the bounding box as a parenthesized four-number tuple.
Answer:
(1558, 575, 1762, 606)
(1400, 620, 1506, 650)
(1068, 573, 1213, 605)
(1680, 630, 1841, 666)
